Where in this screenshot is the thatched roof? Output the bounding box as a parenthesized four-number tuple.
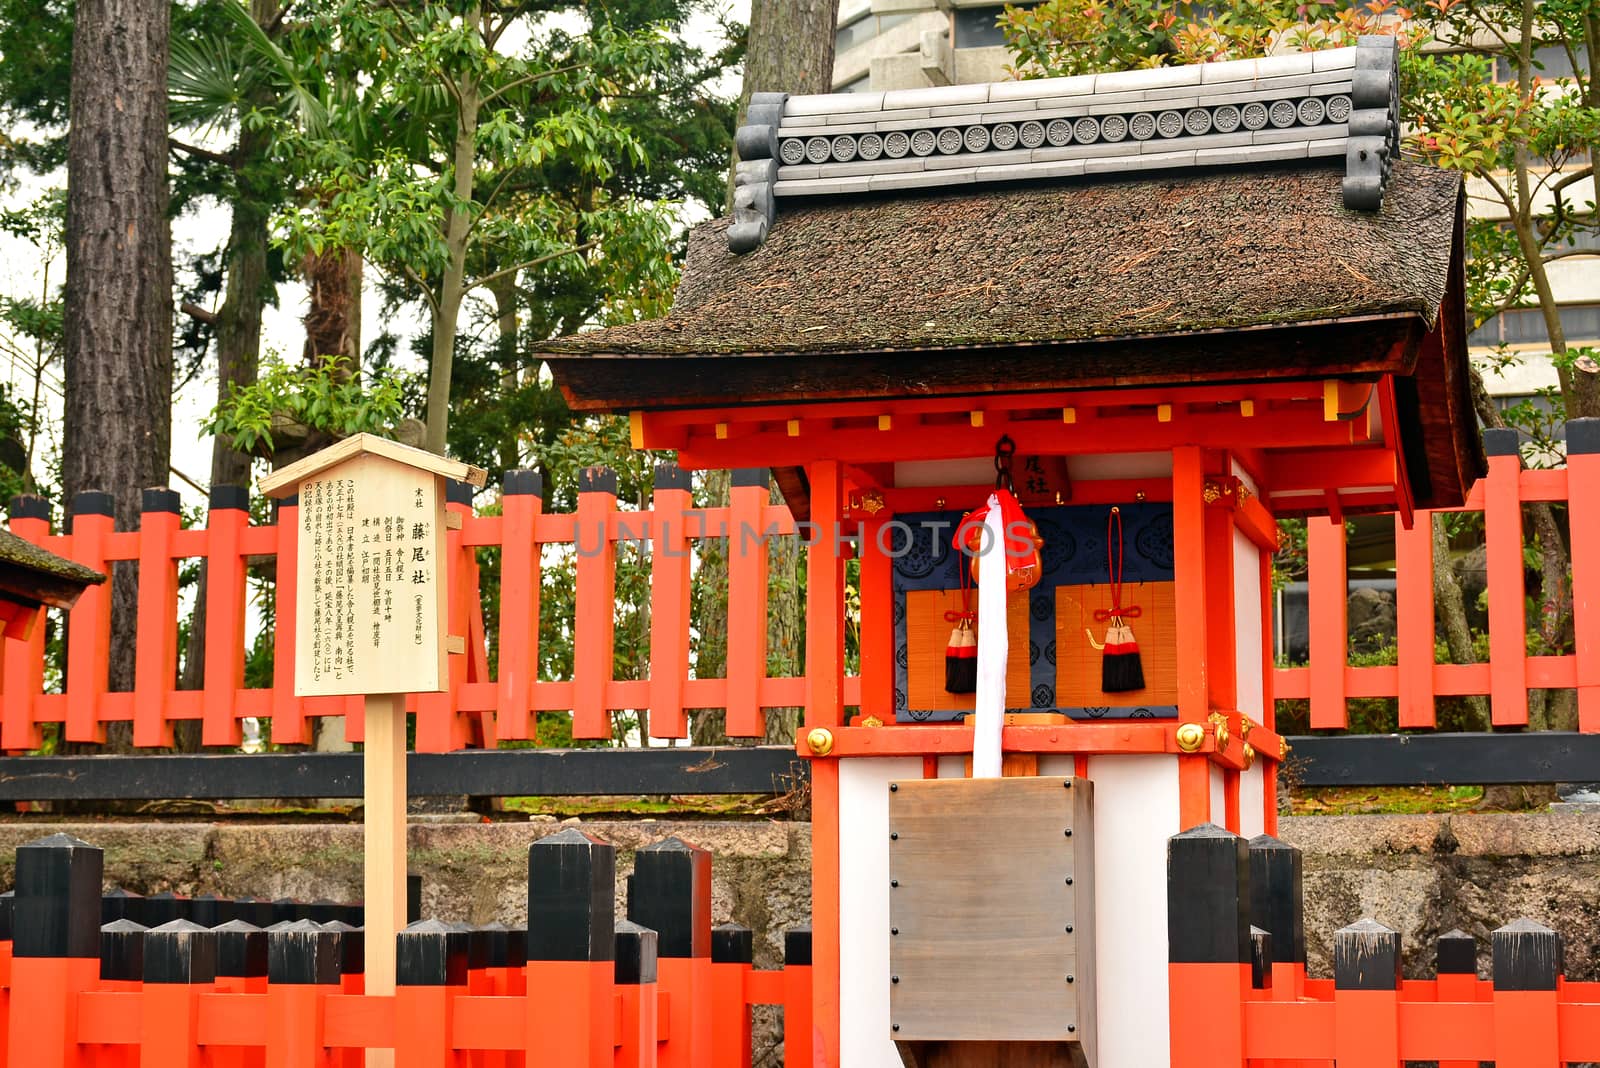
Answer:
(0, 526, 104, 613)
(546, 160, 1456, 374)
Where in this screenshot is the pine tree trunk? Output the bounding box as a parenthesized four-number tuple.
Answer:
(63, 0, 173, 748)
(301, 246, 361, 374)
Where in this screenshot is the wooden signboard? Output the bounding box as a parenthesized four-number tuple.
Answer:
(888, 776, 1097, 1068)
(261, 434, 485, 1068)
(291, 451, 448, 697)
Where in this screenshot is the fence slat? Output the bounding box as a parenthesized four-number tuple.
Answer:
(133, 490, 181, 748)
(64, 494, 115, 745)
(1484, 431, 1529, 727)
(724, 471, 770, 738)
(203, 489, 249, 747)
(270, 497, 310, 746)
(1394, 510, 1437, 729)
(3, 499, 50, 751)
(1306, 515, 1348, 730)
(1333, 918, 1401, 1067)
(572, 469, 618, 741)
(1492, 919, 1561, 1068)
(493, 471, 542, 743)
(647, 467, 691, 741)
(1567, 420, 1600, 731)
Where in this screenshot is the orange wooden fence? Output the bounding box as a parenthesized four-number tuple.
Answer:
(1274, 424, 1598, 732)
(1168, 822, 1592, 1067)
(1, 465, 860, 754)
(2, 830, 811, 1068)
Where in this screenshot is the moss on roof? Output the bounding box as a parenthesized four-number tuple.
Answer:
(0, 528, 104, 587)
(543, 160, 1459, 362)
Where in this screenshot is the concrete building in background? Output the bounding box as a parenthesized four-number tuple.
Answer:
(830, 4, 1594, 421)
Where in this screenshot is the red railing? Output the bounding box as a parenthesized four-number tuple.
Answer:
(0, 465, 859, 754)
(1274, 429, 1599, 732)
(2, 830, 812, 1068)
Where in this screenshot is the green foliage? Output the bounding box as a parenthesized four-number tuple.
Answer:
(203, 354, 410, 454)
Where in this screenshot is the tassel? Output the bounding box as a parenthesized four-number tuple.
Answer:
(945, 542, 978, 694)
(1095, 507, 1146, 693)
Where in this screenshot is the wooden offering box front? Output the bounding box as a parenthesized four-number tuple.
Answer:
(888, 776, 1097, 1068)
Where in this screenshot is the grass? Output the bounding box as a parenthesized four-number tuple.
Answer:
(1289, 785, 1485, 816)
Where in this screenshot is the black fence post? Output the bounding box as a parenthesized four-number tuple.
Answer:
(145, 919, 218, 984)
(1167, 824, 1250, 1064)
(527, 828, 615, 1058)
(1492, 918, 1561, 992)
(11, 833, 104, 1067)
(1334, 917, 1401, 991)
(102, 888, 145, 926)
(214, 920, 267, 986)
(1247, 834, 1304, 977)
(100, 918, 147, 982)
(1436, 928, 1477, 977)
(267, 919, 343, 986)
(629, 836, 712, 1064)
(1249, 926, 1272, 991)
(394, 920, 467, 1065)
(711, 922, 754, 1064)
(615, 920, 659, 1062)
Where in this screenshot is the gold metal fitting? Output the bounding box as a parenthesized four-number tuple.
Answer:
(1241, 743, 1256, 770)
(1214, 723, 1230, 751)
(1279, 736, 1291, 761)
(859, 715, 883, 729)
(1239, 717, 1252, 740)
(806, 727, 835, 756)
(859, 489, 886, 516)
(1175, 723, 1205, 753)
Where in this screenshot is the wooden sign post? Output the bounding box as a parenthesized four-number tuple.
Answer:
(261, 434, 485, 1067)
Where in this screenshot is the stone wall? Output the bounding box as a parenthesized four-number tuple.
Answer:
(2, 811, 1597, 1057)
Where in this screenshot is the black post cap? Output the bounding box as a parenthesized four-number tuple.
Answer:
(479, 922, 517, 969)
(654, 464, 691, 492)
(188, 894, 231, 928)
(271, 897, 304, 924)
(614, 921, 659, 986)
(278, 493, 298, 509)
(627, 837, 712, 960)
(528, 828, 614, 962)
(305, 900, 341, 925)
(459, 924, 492, 971)
(1247, 834, 1305, 965)
(1334, 918, 1401, 991)
(145, 920, 218, 984)
(16, 833, 104, 958)
(209, 485, 249, 512)
(8, 494, 49, 522)
(0, 890, 12, 940)
(503, 469, 543, 497)
(141, 487, 181, 514)
(267, 920, 343, 985)
(1437, 929, 1477, 976)
(578, 466, 618, 495)
(71, 491, 114, 517)
(397, 920, 468, 987)
(1483, 427, 1521, 457)
(322, 920, 364, 975)
(214, 920, 268, 978)
(712, 923, 754, 965)
(408, 874, 422, 924)
(731, 468, 770, 490)
(101, 919, 148, 981)
(1249, 926, 1273, 990)
(1492, 918, 1562, 992)
(785, 926, 812, 967)
(102, 887, 145, 926)
(446, 479, 475, 507)
(1568, 418, 1600, 456)
(1167, 824, 1251, 965)
(145, 891, 188, 926)
(233, 896, 275, 929)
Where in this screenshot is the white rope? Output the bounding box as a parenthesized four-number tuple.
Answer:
(972, 494, 1006, 779)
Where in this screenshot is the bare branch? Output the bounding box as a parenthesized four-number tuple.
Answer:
(169, 138, 234, 167)
(181, 301, 220, 327)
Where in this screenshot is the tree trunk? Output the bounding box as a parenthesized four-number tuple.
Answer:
(301, 246, 361, 374)
(177, 74, 277, 748)
(63, 0, 173, 746)
(424, 40, 481, 456)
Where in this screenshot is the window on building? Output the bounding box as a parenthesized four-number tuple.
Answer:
(1469, 304, 1600, 347)
(1495, 43, 1591, 82)
(835, 11, 916, 55)
(953, 3, 1038, 49)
